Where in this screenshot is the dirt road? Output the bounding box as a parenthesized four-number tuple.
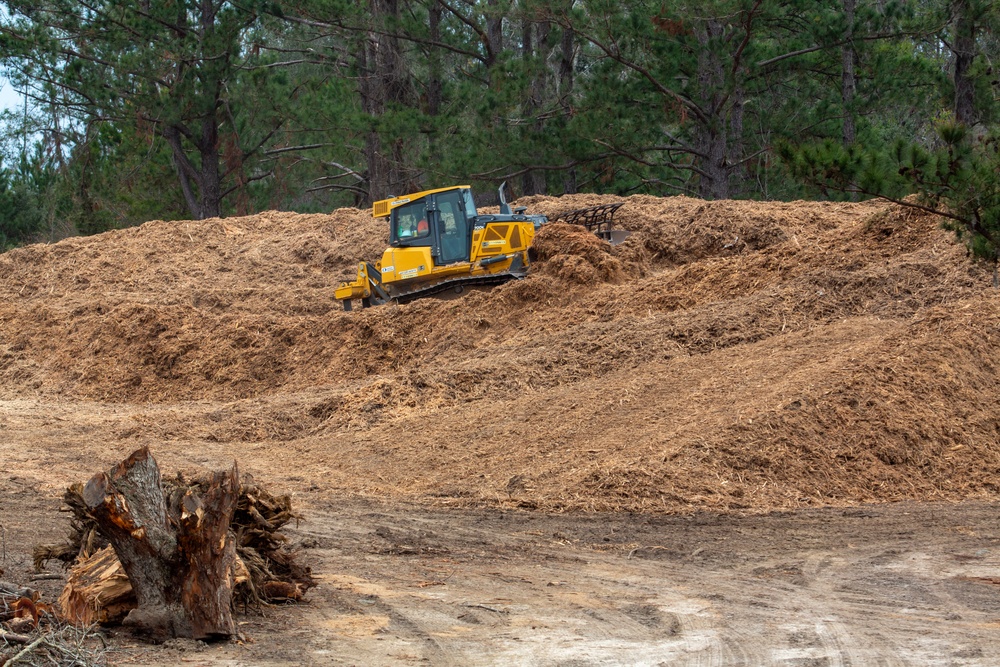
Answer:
(267, 499, 1000, 667)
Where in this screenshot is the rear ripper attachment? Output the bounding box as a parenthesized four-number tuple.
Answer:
(552, 203, 629, 245)
(334, 183, 629, 311)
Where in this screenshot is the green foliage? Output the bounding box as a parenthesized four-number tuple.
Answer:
(782, 0, 1000, 264)
(921, 125, 1000, 261)
(0, 169, 45, 249)
(0, 0, 296, 220)
(0, 0, 995, 253)
(782, 119, 1000, 261)
(0, 148, 67, 249)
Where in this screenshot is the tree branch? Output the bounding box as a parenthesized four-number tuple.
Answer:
(756, 30, 937, 69)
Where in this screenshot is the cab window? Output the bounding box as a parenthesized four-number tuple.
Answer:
(462, 189, 477, 220)
(436, 190, 469, 264)
(393, 200, 430, 245)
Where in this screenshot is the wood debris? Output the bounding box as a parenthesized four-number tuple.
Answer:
(35, 448, 315, 639)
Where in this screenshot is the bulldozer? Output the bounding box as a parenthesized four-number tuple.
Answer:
(334, 183, 627, 310)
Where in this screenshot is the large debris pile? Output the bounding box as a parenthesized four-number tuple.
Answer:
(1, 193, 998, 513)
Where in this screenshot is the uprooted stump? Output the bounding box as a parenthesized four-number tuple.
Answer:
(33, 483, 107, 571)
(82, 447, 240, 640)
(39, 447, 315, 641)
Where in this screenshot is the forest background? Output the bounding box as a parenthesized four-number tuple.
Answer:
(0, 0, 997, 258)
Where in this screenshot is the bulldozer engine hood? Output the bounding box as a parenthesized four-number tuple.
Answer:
(472, 213, 548, 230)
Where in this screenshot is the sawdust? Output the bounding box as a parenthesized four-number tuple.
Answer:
(529, 222, 634, 284)
(0, 193, 997, 512)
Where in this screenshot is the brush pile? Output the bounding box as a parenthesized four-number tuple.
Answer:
(1, 581, 107, 667)
(1, 580, 49, 638)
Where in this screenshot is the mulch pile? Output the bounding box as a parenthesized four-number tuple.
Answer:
(1, 192, 998, 512)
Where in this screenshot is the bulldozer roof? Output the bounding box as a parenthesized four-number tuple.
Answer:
(372, 185, 472, 218)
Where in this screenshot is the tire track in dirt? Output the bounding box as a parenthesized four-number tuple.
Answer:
(6, 469, 1000, 665)
(626, 538, 994, 666)
(294, 504, 992, 666)
(5, 400, 1000, 665)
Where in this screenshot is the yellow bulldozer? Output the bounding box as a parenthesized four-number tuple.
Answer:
(334, 183, 627, 310)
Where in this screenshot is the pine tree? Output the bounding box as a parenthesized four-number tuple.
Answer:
(1, 0, 283, 220)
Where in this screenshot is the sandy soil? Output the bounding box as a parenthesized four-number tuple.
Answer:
(2, 193, 1000, 664)
(2, 432, 999, 665)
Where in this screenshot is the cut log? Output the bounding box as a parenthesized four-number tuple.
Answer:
(0, 630, 31, 644)
(58, 545, 135, 626)
(5, 615, 35, 634)
(81, 447, 239, 640)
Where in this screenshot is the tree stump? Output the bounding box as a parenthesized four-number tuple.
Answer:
(81, 447, 239, 640)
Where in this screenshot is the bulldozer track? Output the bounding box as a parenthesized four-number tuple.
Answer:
(391, 272, 523, 304)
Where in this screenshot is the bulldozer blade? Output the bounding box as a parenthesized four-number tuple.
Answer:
(606, 229, 633, 246)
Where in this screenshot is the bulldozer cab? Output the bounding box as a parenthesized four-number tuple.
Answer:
(387, 187, 473, 266)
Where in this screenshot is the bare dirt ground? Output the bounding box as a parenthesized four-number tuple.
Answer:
(3, 193, 1000, 664)
(3, 436, 1000, 665)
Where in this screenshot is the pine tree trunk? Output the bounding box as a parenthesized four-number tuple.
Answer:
(728, 82, 746, 193)
(161, 1, 226, 220)
(521, 18, 550, 196)
(952, 0, 977, 126)
(559, 18, 577, 195)
(695, 19, 730, 200)
(486, 0, 504, 69)
(428, 3, 443, 118)
(359, 0, 411, 203)
(81, 447, 239, 640)
(841, 0, 857, 145)
(199, 115, 222, 219)
(163, 123, 224, 221)
(698, 127, 730, 200)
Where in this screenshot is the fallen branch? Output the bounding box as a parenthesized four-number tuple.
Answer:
(461, 603, 508, 614)
(5, 634, 45, 663)
(0, 630, 32, 644)
(0, 622, 108, 666)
